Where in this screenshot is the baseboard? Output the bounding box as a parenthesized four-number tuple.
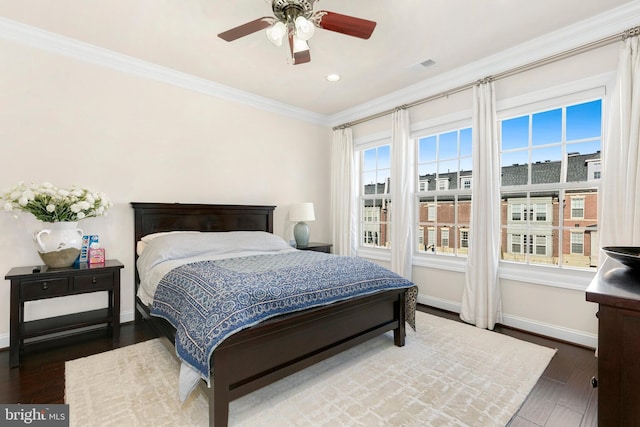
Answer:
(501, 313, 598, 349)
(417, 294, 598, 349)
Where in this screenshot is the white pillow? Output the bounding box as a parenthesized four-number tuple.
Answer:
(136, 240, 147, 256)
(140, 230, 200, 243)
(137, 231, 292, 275)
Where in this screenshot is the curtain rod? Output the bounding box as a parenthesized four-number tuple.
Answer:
(333, 25, 640, 131)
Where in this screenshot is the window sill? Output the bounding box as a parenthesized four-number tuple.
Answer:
(498, 261, 595, 291)
(356, 247, 391, 262)
(412, 254, 467, 273)
(411, 255, 595, 291)
(360, 249, 595, 291)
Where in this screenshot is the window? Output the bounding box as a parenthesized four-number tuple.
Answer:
(427, 204, 435, 221)
(441, 228, 450, 248)
(460, 229, 469, 248)
(360, 144, 391, 249)
(534, 203, 547, 221)
(437, 178, 450, 191)
(511, 233, 523, 253)
(416, 125, 472, 257)
(587, 160, 601, 181)
(570, 232, 584, 254)
(500, 96, 601, 269)
(571, 198, 584, 219)
(427, 228, 436, 252)
(419, 177, 429, 192)
(511, 203, 524, 221)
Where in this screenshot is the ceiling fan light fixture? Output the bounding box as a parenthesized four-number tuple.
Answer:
(292, 36, 310, 53)
(266, 21, 287, 46)
(294, 16, 315, 41)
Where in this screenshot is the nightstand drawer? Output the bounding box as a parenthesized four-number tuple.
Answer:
(73, 272, 114, 291)
(21, 278, 69, 300)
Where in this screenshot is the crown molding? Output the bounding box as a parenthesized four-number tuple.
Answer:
(2, 1, 639, 130)
(328, 0, 640, 127)
(0, 17, 329, 127)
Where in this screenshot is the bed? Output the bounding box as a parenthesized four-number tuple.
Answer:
(131, 202, 416, 427)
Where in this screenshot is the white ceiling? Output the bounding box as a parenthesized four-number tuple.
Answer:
(0, 0, 637, 118)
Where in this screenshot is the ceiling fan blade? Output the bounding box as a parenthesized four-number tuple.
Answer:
(316, 11, 377, 39)
(288, 35, 311, 65)
(218, 17, 274, 42)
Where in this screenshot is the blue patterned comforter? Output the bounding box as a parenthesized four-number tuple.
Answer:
(150, 250, 415, 387)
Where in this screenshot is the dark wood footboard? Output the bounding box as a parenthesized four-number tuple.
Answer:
(207, 289, 406, 426)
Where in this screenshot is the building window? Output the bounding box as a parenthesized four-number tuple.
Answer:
(427, 228, 436, 252)
(587, 160, 602, 181)
(360, 144, 391, 249)
(535, 235, 548, 256)
(437, 178, 450, 191)
(511, 234, 523, 253)
(427, 204, 435, 221)
(534, 203, 547, 222)
(500, 95, 601, 269)
(460, 229, 469, 248)
(571, 232, 584, 254)
(419, 177, 429, 192)
(511, 203, 524, 221)
(571, 198, 585, 219)
(441, 228, 450, 248)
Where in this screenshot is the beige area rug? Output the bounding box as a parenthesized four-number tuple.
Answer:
(65, 312, 555, 426)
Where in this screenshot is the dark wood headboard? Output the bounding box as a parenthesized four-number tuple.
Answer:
(130, 202, 276, 289)
(131, 202, 275, 242)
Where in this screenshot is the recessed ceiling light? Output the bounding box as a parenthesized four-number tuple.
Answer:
(326, 74, 341, 82)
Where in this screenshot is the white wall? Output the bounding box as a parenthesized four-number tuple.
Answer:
(354, 44, 621, 349)
(0, 37, 332, 346)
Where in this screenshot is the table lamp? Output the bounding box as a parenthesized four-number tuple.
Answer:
(290, 203, 315, 247)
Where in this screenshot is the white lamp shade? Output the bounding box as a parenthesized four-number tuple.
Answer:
(292, 37, 310, 54)
(294, 16, 315, 41)
(266, 21, 286, 46)
(290, 203, 315, 222)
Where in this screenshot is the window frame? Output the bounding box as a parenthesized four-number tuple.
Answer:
(496, 78, 609, 289)
(354, 135, 393, 260)
(413, 116, 473, 266)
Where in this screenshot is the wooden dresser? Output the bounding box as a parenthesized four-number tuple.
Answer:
(586, 257, 640, 426)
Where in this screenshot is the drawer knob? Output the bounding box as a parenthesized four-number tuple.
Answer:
(42, 282, 48, 290)
(91, 277, 97, 284)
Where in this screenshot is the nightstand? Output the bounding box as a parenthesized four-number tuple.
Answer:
(297, 242, 333, 253)
(5, 259, 123, 367)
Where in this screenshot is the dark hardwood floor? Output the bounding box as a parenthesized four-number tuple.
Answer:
(0, 305, 597, 426)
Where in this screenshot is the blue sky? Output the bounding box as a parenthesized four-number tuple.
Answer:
(367, 99, 602, 184)
(501, 99, 602, 163)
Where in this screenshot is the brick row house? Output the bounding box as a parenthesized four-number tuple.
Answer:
(364, 151, 600, 269)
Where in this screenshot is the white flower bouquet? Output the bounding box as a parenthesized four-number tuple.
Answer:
(0, 182, 113, 223)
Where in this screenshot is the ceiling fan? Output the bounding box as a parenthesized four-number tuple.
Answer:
(218, 0, 377, 65)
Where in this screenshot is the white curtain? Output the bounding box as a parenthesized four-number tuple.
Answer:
(390, 108, 413, 280)
(330, 128, 357, 256)
(460, 80, 503, 330)
(600, 35, 640, 249)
